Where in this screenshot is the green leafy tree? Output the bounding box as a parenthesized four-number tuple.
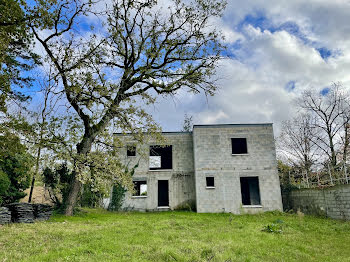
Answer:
(29, 0, 227, 215)
(0, 170, 10, 205)
(0, 133, 33, 204)
(0, 0, 40, 112)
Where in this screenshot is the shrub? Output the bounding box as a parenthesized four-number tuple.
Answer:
(173, 200, 196, 212)
(108, 183, 126, 211)
(80, 183, 103, 208)
(42, 163, 73, 210)
(262, 219, 284, 234)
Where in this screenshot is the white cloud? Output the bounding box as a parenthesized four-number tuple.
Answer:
(147, 0, 350, 136)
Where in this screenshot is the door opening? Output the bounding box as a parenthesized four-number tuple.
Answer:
(158, 180, 169, 207)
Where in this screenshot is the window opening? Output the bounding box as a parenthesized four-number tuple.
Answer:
(206, 177, 215, 187)
(231, 138, 248, 154)
(127, 145, 136, 157)
(133, 181, 147, 196)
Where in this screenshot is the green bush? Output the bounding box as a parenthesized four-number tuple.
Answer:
(80, 183, 103, 208)
(173, 200, 196, 212)
(42, 163, 73, 210)
(262, 219, 284, 234)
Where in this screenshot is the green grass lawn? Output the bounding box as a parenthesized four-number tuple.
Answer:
(1, 209, 350, 262)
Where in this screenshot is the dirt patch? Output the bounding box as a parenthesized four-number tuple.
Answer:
(20, 186, 54, 205)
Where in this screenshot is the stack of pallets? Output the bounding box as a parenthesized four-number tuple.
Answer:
(0, 207, 11, 224)
(33, 204, 53, 221)
(7, 203, 34, 223)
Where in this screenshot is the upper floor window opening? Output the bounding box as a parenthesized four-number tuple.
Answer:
(231, 138, 248, 154)
(149, 145, 172, 170)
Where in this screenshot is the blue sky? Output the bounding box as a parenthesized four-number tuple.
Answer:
(29, 0, 350, 135)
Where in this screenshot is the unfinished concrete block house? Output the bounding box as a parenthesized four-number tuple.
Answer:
(114, 124, 283, 213)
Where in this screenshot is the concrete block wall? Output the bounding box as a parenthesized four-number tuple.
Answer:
(110, 124, 283, 213)
(290, 185, 350, 220)
(117, 133, 196, 211)
(193, 124, 283, 214)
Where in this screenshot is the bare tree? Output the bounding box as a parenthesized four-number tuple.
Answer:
(29, 0, 227, 215)
(28, 69, 60, 203)
(338, 95, 350, 164)
(278, 113, 318, 175)
(182, 114, 193, 132)
(298, 83, 349, 169)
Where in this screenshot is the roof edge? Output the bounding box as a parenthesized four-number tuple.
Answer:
(113, 123, 274, 135)
(193, 123, 273, 128)
(114, 131, 192, 135)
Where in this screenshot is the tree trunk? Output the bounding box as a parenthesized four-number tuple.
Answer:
(63, 106, 112, 215)
(28, 176, 36, 203)
(28, 146, 41, 203)
(64, 176, 82, 216)
(64, 132, 95, 216)
(343, 124, 349, 163)
(328, 132, 337, 168)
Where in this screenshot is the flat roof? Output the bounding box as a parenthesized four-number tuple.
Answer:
(193, 123, 273, 128)
(113, 123, 273, 135)
(114, 131, 192, 135)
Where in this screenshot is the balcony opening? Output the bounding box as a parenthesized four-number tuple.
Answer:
(149, 145, 172, 170)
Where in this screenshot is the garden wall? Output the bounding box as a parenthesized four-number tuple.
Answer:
(287, 184, 350, 220)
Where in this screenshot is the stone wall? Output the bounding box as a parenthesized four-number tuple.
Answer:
(193, 124, 283, 214)
(289, 185, 350, 220)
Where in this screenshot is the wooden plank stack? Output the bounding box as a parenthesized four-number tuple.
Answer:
(7, 203, 34, 223)
(0, 207, 11, 224)
(1, 203, 54, 224)
(33, 204, 53, 221)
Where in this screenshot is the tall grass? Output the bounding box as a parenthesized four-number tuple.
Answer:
(1, 209, 350, 261)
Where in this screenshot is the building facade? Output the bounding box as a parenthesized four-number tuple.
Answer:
(112, 124, 283, 213)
